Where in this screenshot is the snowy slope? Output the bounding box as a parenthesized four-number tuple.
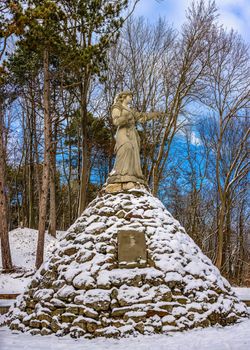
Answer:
(233, 288, 250, 302)
(0, 228, 65, 293)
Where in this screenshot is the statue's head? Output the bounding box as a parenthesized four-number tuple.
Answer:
(114, 90, 133, 103)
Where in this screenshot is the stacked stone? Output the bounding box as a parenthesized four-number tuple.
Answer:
(7, 188, 248, 338)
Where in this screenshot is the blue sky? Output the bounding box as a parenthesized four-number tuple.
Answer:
(133, 0, 250, 42)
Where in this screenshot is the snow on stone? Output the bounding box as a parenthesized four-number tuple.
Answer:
(56, 285, 76, 299)
(165, 271, 183, 282)
(83, 289, 111, 310)
(72, 271, 95, 289)
(33, 289, 54, 301)
(5, 188, 249, 339)
(85, 222, 106, 234)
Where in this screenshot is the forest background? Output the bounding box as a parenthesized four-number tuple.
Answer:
(0, 0, 249, 285)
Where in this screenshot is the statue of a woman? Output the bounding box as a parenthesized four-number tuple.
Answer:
(107, 91, 160, 185)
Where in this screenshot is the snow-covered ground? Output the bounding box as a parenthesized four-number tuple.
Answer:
(0, 228, 65, 293)
(0, 317, 250, 350)
(234, 288, 250, 302)
(1, 227, 250, 349)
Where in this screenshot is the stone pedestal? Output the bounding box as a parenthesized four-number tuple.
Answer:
(103, 181, 147, 194)
(7, 188, 248, 339)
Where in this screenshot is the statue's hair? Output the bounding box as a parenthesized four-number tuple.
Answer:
(114, 90, 133, 104)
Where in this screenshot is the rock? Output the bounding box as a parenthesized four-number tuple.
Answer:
(26, 300, 36, 309)
(111, 299, 119, 309)
(70, 327, 86, 338)
(85, 222, 106, 234)
(41, 327, 52, 336)
(83, 289, 111, 311)
(7, 188, 248, 339)
(9, 319, 22, 331)
(61, 313, 77, 323)
(62, 246, 78, 256)
(95, 326, 120, 338)
(122, 182, 137, 190)
(162, 315, 176, 326)
(30, 329, 41, 335)
(33, 289, 54, 302)
(86, 320, 99, 333)
(30, 319, 41, 328)
(116, 210, 127, 218)
(124, 311, 147, 322)
(174, 297, 188, 305)
(37, 313, 52, 323)
(161, 303, 173, 313)
(162, 291, 172, 302)
(104, 183, 123, 193)
(66, 306, 79, 314)
(51, 280, 66, 290)
(51, 308, 65, 316)
(146, 309, 169, 317)
(56, 285, 76, 301)
(72, 272, 95, 290)
(76, 251, 95, 263)
(135, 322, 145, 333)
(100, 316, 111, 327)
(30, 279, 40, 289)
(84, 307, 99, 319)
(40, 318, 49, 327)
(72, 320, 87, 331)
(111, 306, 139, 317)
(51, 319, 61, 333)
(194, 319, 210, 328)
(98, 207, 115, 216)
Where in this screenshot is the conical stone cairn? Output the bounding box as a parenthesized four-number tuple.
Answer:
(7, 187, 248, 338)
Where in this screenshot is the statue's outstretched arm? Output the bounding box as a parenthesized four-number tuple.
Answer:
(135, 111, 165, 123)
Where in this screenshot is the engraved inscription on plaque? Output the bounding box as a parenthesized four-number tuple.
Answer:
(117, 230, 147, 268)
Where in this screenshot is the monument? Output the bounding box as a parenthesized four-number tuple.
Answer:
(105, 90, 160, 192)
(6, 92, 248, 338)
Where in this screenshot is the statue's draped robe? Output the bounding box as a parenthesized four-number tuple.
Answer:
(108, 102, 145, 184)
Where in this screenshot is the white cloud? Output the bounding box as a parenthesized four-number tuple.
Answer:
(190, 132, 202, 146)
(215, 0, 250, 40)
(134, 0, 250, 42)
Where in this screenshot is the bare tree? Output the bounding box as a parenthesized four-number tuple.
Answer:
(103, 1, 219, 195)
(200, 27, 250, 271)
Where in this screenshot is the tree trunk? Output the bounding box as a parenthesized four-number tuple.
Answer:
(237, 204, 244, 284)
(224, 198, 231, 277)
(34, 111, 41, 207)
(215, 201, 225, 270)
(78, 81, 89, 216)
(48, 157, 56, 237)
(0, 104, 13, 271)
(36, 47, 51, 269)
(28, 91, 36, 228)
(152, 164, 160, 197)
(76, 126, 81, 217)
(48, 126, 57, 237)
(68, 140, 72, 225)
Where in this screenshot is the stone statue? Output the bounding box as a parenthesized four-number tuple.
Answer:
(107, 91, 161, 185)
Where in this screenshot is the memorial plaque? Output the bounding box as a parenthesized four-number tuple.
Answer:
(117, 230, 147, 268)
